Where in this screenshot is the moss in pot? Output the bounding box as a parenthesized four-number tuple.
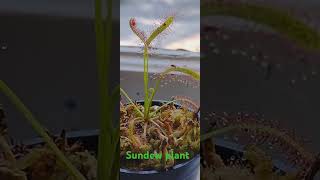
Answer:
(119, 15, 201, 174)
(0, 105, 96, 180)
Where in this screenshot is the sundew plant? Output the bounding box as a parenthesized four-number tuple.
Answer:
(121, 16, 200, 120)
(120, 15, 200, 170)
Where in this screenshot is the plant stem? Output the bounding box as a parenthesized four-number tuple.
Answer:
(149, 100, 176, 117)
(0, 80, 85, 180)
(145, 65, 200, 117)
(120, 87, 144, 117)
(129, 16, 175, 121)
(143, 46, 149, 119)
(161, 66, 200, 81)
(95, 0, 114, 179)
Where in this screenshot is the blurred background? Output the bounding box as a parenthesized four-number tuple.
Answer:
(0, 0, 119, 140)
(120, 0, 200, 52)
(201, 1, 320, 178)
(120, 0, 200, 104)
(202, 0, 320, 150)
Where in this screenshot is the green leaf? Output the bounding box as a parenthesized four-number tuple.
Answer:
(201, 2, 320, 50)
(0, 80, 85, 180)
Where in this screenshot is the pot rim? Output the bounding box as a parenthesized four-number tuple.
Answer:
(120, 154, 200, 174)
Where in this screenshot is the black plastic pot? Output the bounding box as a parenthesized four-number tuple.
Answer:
(24, 129, 100, 152)
(120, 100, 200, 180)
(120, 154, 200, 180)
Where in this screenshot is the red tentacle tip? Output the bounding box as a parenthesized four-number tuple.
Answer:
(129, 18, 136, 27)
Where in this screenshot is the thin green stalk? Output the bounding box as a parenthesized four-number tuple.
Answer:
(111, 85, 120, 111)
(145, 66, 199, 116)
(120, 88, 144, 117)
(141, 16, 174, 119)
(110, 140, 120, 180)
(149, 100, 176, 117)
(143, 46, 149, 118)
(160, 66, 200, 80)
(0, 80, 85, 180)
(201, 2, 320, 50)
(110, 86, 120, 179)
(145, 79, 160, 118)
(144, 88, 154, 119)
(95, 0, 114, 179)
